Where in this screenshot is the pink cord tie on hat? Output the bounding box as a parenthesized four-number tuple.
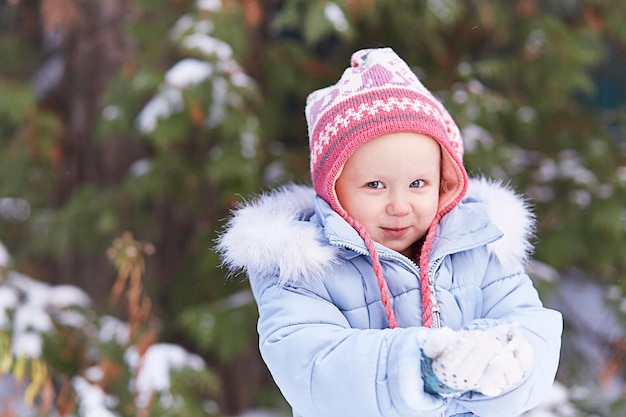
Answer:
(305, 48, 469, 328)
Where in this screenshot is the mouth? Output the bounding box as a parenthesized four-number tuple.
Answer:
(381, 226, 410, 237)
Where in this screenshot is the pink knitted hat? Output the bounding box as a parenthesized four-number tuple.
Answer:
(305, 48, 468, 328)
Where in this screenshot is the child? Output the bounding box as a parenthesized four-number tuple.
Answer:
(217, 48, 562, 417)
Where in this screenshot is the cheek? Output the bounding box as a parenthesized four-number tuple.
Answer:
(347, 196, 388, 228)
(348, 198, 376, 223)
(416, 196, 440, 218)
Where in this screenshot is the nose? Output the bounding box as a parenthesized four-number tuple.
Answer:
(386, 191, 411, 216)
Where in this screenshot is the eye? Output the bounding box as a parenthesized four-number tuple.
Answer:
(366, 181, 384, 189)
(410, 179, 426, 188)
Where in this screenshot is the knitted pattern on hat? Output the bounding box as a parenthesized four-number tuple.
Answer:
(305, 48, 468, 328)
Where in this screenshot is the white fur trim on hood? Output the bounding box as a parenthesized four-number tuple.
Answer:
(215, 178, 535, 283)
(467, 177, 535, 264)
(215, 184, 340, 284)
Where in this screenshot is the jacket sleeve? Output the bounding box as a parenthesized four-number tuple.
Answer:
(249, 271, 446, 417)
(451, 252, 563, 417)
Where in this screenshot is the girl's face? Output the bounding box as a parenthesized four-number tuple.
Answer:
(335, 132, 441, 257)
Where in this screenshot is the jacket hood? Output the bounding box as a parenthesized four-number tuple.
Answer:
(215, 178, 535, 284)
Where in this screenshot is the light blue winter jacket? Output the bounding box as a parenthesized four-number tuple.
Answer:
(217, 178, 562, 417)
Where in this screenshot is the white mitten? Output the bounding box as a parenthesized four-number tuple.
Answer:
(476, 325, 534, 396)
(421, 324, 534, 396)
(422, 327, 500, 393)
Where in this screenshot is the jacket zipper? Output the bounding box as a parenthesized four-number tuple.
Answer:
(336, 240, 445, 329)
(338, 240, 447, 416)
(428, 258, 444, 330)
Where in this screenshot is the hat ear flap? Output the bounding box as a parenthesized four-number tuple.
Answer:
(437, 145, 468, 215)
